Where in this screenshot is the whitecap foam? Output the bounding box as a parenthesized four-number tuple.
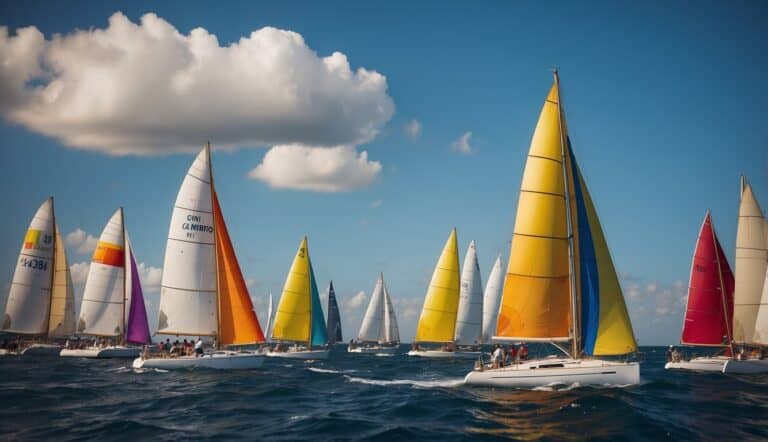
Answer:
(344, 375, 464, 389)
(307, 367, 342, 374)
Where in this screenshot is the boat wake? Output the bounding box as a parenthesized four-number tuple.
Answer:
(307, 367, 358, 374)
(531, 381, 634, 391)
(344, 375, 464, 389)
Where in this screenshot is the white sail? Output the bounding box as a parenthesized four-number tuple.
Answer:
(358, 274, 385, 342)
(158, 148, 218, 336)
(455, 240, 483, 345)
(78, 209, 126, 336)
(48, 223, 76, 338)
(481, 254, 503, 343)
(2, 198, 55, 334)
(733, 178, 768, 344)
(266, 293, 274, 341)
(751, 217, 768, 344)
(381, 280, 400, 344)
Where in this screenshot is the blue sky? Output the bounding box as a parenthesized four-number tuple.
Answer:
(1, 1, 766, 345)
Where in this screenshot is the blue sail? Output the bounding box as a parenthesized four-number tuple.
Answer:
(326, 281, 343, 344)
(309, 259, 328, 346)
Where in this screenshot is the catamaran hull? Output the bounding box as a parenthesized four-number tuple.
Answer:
(266, 349, 330, 360)
(464, 358, 640, 388)
(61, 346, 141, 359)
(407, 350, 479, 359)
(20, 343, 62, 356)
(664, 356, 728, 372)
(722, 359, 768, 374)
(348, 346, 398, 355)
(132, 351, 265, 369)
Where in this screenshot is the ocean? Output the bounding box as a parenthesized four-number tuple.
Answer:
(1, 346, 766, 441)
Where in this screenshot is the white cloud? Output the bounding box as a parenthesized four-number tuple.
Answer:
(344, 290, 367, 309)
(451, 131, 473, 155)
(404, 119, 421, 138)
(135, 262, 162, 292)
(370, 199, 383, 209)
(249, 144, 381, 192)
(0, 12, 394, 155)
(69, 261, 90, 285)
(64, 228, 99, 255)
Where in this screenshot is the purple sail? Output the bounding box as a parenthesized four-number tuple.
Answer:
(126, 249, 151, 344)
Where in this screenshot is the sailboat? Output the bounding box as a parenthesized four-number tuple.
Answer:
(481, 254, 504, 343)
(267, 237, 330, 359)
(408, 228, 464, 358)
(723, 176, 768, 374)
(465, 72, 640, 387)
(60, 208, 151, 358)
(665, 212, 734, 371)
(1, 198, 76, 356)
(349, 273, 400, 354)
(454, 240, 483, 356)
(133, 144, 266, 369)
(326, 281, 343, 345)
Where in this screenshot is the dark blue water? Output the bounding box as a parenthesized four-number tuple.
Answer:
(1, 346, 766, 440)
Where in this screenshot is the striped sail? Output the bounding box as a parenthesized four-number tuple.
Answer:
(158, 148, 217, 336)
(733, 177, 768, 344)
(326, 281, 343, 344)
(309, 259, 328, 346)
(358, 274, 385, 343)
(48, 223, 76, 338)
(2, 198, 55, 335)
(381, 278, 400, 344)
(213, 191, 265, 346)
(272, 237, 312, 343)
(455, 240, 483, 345)
(415, 228, 461, 343)
(481, 254, 503, 343)
(496, 83, 572, 342)
(78, 209, 126, 336)
(680, 212, 734, 346)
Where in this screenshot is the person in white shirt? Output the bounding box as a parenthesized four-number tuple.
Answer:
(194, 338, 204, 357)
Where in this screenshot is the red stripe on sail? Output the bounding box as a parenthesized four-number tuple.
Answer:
(681, 213, 734, 345)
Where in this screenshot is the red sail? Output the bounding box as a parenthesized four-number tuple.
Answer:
(681, 212, 734, 346)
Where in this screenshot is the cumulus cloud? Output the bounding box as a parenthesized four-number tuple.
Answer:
(0, 12, 394, 155)
(135, 262, 162, 292)
(69, 261, 90, 285)
(370, 199, 383, 209)
(64, 228, 99, 255)
(249, 144, 381, 192)
(344, 290, 367, 310)
(451, 131, 473, 155)
(404, 119, 421, 138)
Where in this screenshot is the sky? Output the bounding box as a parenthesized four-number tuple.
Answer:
(0, 1, 766, 345)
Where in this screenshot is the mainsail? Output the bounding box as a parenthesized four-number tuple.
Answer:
(265, 293, 274, 341)
(78, 209, 126, 337)
(455, 240, 483, 345)
(49, 223, 76, 338)
(326, 281, 343, 344)
(495, 73, 637, 357)
(481, 254, 503, 343)
(357, 273, 399, 344)
(681, 212, 734, 346)
(3, 198, 56, 335)
(733, 177, 768, 344)
(414, 228, 461, 343)
(381, 277, 400, 344)
(272, 238, 312, 343)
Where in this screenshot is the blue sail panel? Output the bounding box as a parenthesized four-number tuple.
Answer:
(309, 259, 328, 346)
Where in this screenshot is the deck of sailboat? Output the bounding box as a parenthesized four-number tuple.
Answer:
(133, 350, 266, 369)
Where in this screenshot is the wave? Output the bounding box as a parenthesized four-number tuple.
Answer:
(307, 367, 358, 374)
(344, 375, 464, 389)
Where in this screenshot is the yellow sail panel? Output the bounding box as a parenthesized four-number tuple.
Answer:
(272, 237, 311, 342)
(415, 228, 461, 343)
(496, 82, 572, 340)
(213, 192, 265, 346)
(49, 223, 75, 337)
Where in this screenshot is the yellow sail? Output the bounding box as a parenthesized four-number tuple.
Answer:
(496, 83, 572, 341)
(415, 228, 461, 343)
(48, 223, 75, 337)
(272, 237, 311, 343)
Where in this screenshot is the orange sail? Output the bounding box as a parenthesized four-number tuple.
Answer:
(213, 190, 265, 345)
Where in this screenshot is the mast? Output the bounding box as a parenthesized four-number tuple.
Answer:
(207, 141, 222, 349)
(120, 206, 126, 345)
(553, 71, 580, 359)
(44, 196, 56, 339)
(710, 210, 735, 355)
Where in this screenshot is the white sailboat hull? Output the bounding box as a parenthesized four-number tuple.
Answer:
(664, 356, 729, 372)
(348, 345, 398, 355)
(20, 343, 62, 356)
(132, 351, 265, 370)
(60, 346, 141, 359)
(407, 349, 480, 359)
(722, 358, 768, 374)
(266, 349, 329, 360)
(464, 358, 640, 388)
